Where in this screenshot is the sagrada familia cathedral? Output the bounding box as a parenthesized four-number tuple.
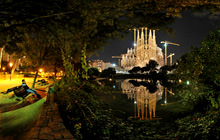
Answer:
(120, 28, 164, 70)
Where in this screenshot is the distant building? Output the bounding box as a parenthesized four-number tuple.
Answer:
(104, 62, 113, 69)
(88, 60, 105, 72)
(120, 28, 164, 70)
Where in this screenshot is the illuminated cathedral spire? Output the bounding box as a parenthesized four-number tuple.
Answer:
(137, 29, 140, 47)
(148, 29, 153, 47)
(153, 30, 156, 46)
(145, 27, 148, 44)
(134, 28, 137, 49)
(141, 28, 144, 46)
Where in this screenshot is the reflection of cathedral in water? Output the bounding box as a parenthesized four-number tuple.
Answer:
(121, 79, 163, 120)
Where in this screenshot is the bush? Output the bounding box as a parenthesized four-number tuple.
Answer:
(176, 79, 212, 110)
(54, 78, 135, 139)
(173, 111, 220, 140)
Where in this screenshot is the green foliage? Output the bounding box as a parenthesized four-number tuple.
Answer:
(54, 78, 173, 140)
(210, 93, 220, 109)
(1, 0, 220, 68)
(176, 79, 211, 107)
(54, 78, 132, 139)
(200, 29, 220, 87)
(175, 29, 220, 112)
(176, 47, 203, 81)
(80, 43, 88, 80)
(61, 43, 79, 82)
(177, 29, 220, 88)
(173, 111, 220, 140)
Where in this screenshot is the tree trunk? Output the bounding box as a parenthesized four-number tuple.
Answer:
(54, 62, 57, 79)
(0, 46, 4, 69)
(32, 71, 38, 88)
(11, 59, 21, 76)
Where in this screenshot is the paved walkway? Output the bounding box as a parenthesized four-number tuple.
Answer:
(18, 93, 74, 140)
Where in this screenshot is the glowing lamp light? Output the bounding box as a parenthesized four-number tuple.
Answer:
(186, 80, 190, 85)
(39, 68, 43, 73)
(164, 42, 167, 47)
(2, 67, 5, 71)
(133, 42, 137, 47)
(164, 100, 167, 104)
(9, 62, 13, 67)
(113, 85, 116, 88)
(112, 63, 116, 67)
(134, 101, 137, 104)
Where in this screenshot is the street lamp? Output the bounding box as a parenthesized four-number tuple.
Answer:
(39, 68, 43, 73)
(9, 62, 13, 80)
(2, 67, 5, 76)
(186, 80, 190, 85)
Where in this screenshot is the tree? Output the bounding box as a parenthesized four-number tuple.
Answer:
(148, 60, 159, 72)
(128, 66, 141, 74)
(100, 68, 116, 78)
(88, 67, 100, 77)
(1, 0, 220, 63)
(200, 29, 220, 87)
(0, 0, 220, 82)
(176, 47, 203, 83)
(141, 65, 150, 73)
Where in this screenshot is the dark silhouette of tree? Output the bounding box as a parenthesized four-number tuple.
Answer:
(177, 29, 220, 88)
(148, 60, 159, 72)
(88, 67, 100, 77)
(100, 68, 116, 78)
(141, 64, 150, 73)
(128, 66, 141, 74)
(0, 0, 219, 81)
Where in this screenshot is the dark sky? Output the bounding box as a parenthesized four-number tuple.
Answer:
(89, 10, 220, 64)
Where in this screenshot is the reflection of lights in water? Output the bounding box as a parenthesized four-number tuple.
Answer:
(121, 80, 165, 120)
(113, 85, 116, 88)
(164, 100, 167, 104)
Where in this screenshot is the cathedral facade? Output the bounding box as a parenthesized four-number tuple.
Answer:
(121, 28, 164, 70)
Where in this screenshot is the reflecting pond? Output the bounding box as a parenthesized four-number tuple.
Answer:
(99, 79, 179, 120)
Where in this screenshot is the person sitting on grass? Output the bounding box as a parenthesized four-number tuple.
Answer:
(21, 79, 41, 99)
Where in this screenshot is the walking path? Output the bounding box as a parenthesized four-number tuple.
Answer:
(18, 92, 74, 140)
(0, 84, 74, 140)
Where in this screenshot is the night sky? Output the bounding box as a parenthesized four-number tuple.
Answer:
(89, 10, 220, 64)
